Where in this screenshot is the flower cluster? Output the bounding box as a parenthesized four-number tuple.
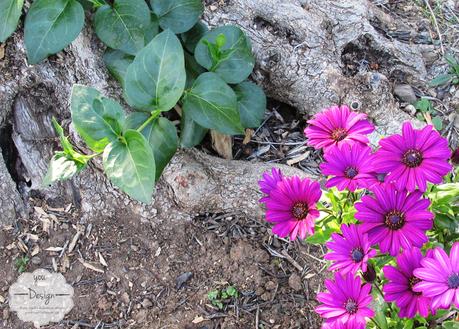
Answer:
(258, 105, 457, 328)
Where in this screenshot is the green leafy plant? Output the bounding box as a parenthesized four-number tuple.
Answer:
(429, 54, 459, 87)
(15, 256, 29, 273)
(207, 285, 239, 310)
(22, 1, 266, 203)
(414, 98, 443, 130)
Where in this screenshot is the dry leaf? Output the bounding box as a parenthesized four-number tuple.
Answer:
(192, 316, 205, 324)
(0, 295, 4, 303)
(286, 151, 310, 166)
(17, 239, 28, 253)
(210, 130, 233, 160)
(45, 247, 63, 252)
(78, 258, 105, 273)
(61, 255, 70, 273)
(155, 247, 161, 257)
(52, 257, 58, 272)
(31, 245, 40, 256)
(0, 44, 5, 61)
(98, 252, 108, 267)
(243, 129, 254, 144)
(68, 231, 82, 253)
(34, 206, 47, 216)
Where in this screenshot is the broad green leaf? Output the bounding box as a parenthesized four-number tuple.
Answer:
(124, 30, 186, 112)
(185, 51, 206, 88)
(0, 0, 23, 42)
(151, 0, 203, 34)
(103, 49, 134, 87)
(94, 0, 150, 55)
(195, 25, 255, 84)
(24, 0, 84, 64)
(43, 153, 86, 186)
(429, 74, 453, 87)
(183, 72, 243, 135)
(103, 130, 155, 203)
(233, 81, 266, 128)
(181, 21, 208, 53)
(125, 113, 178, 181)
(144, 13, 159, 44)
(71, 85, 125, 152)
(180, 109, 208, 148)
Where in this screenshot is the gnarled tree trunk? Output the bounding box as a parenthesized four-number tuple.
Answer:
(0, 0, 432, 225)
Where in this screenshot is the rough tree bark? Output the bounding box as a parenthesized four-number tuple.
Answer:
(0, 0, 432, 225)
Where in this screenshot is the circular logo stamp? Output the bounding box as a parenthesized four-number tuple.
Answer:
(8, 268, 74, 328)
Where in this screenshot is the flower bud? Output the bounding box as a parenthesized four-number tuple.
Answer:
(362, 264, 376, 283)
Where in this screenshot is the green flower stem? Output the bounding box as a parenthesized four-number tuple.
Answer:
(137, 110, 161, 133)
(369, 317, 383, 329)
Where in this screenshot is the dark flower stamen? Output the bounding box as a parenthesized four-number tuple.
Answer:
(376, 173, 386, 183)
(350, 247, 364, 262)
(331, 128, 348, 142)
(291, 202, 309, 220)
(344, 166, 358, 179)
(402, 149, 423, 168)
(384, 210, 405, 230)
(447, 273, 459, 289)
(344, 298, 358, 314)
(409, 276, 422, 295)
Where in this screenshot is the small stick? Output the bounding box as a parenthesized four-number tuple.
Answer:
(424, 0, 445, 55)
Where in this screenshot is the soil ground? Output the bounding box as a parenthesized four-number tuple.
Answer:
(0, 198, 326, 329)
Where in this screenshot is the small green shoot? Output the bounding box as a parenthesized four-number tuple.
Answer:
(429, 54, 459, 87)
(414, 98, 443, 131)
(15, 256, 29, 273)
(207, 285, 239, 310)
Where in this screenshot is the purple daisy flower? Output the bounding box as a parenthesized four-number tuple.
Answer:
(355, 184, 433, 256)
(383, 247, 431, 318)
(258, 168, 283, 202)
(325, 224, 377, 275)
(316, 272, 374, 329)
(265, 176, 321, 240)
(304, 105, 374, 152)
(373, 122, 452, 192)
(413, 242, 459, 311)
(320, 143, 374, 192)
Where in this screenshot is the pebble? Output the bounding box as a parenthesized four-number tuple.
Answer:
(3, 308, 9, 320)
(141, 298, 153, 308)
(31, 256, 42, 265)
(288, 273, 303, 292)
(175, 272, 193, 290)
(120, 292, 130, 304)
(130, 245, 139, 252)
(265, 281, 277, 291)
(394, 84, 417, 103)
(404, 104, 417, 116)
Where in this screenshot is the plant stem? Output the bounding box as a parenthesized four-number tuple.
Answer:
(369, 317, 383, 329)
(137, 110, 161, 133)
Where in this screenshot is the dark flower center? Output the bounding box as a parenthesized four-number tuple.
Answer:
(291, 202, 309, 220)
(344, 298, 358, 314)
(384, 210, 405, 230)
(331, 128, 348, 142)
(408, 276, 422, 296)
(402, 149, 423, 168)
(344, 166, 358, 179)
(376, 173, 386, 183)
(351, 247, 364, 262)
(447, 273, 459, 289)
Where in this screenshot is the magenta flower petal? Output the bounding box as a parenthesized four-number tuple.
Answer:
(382, 247, 431, 318)
(373, 122, 452, 192)
(258, 167, 283, 202)
(321, 143, 374, 192)
(304, 105, 374, 152)
(325, 224, 376, 275)
(265, 176, 322, 241)
(355, 184, 433, 256)
(315, 272, 374, 328)
(413, 242, 459, 311)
